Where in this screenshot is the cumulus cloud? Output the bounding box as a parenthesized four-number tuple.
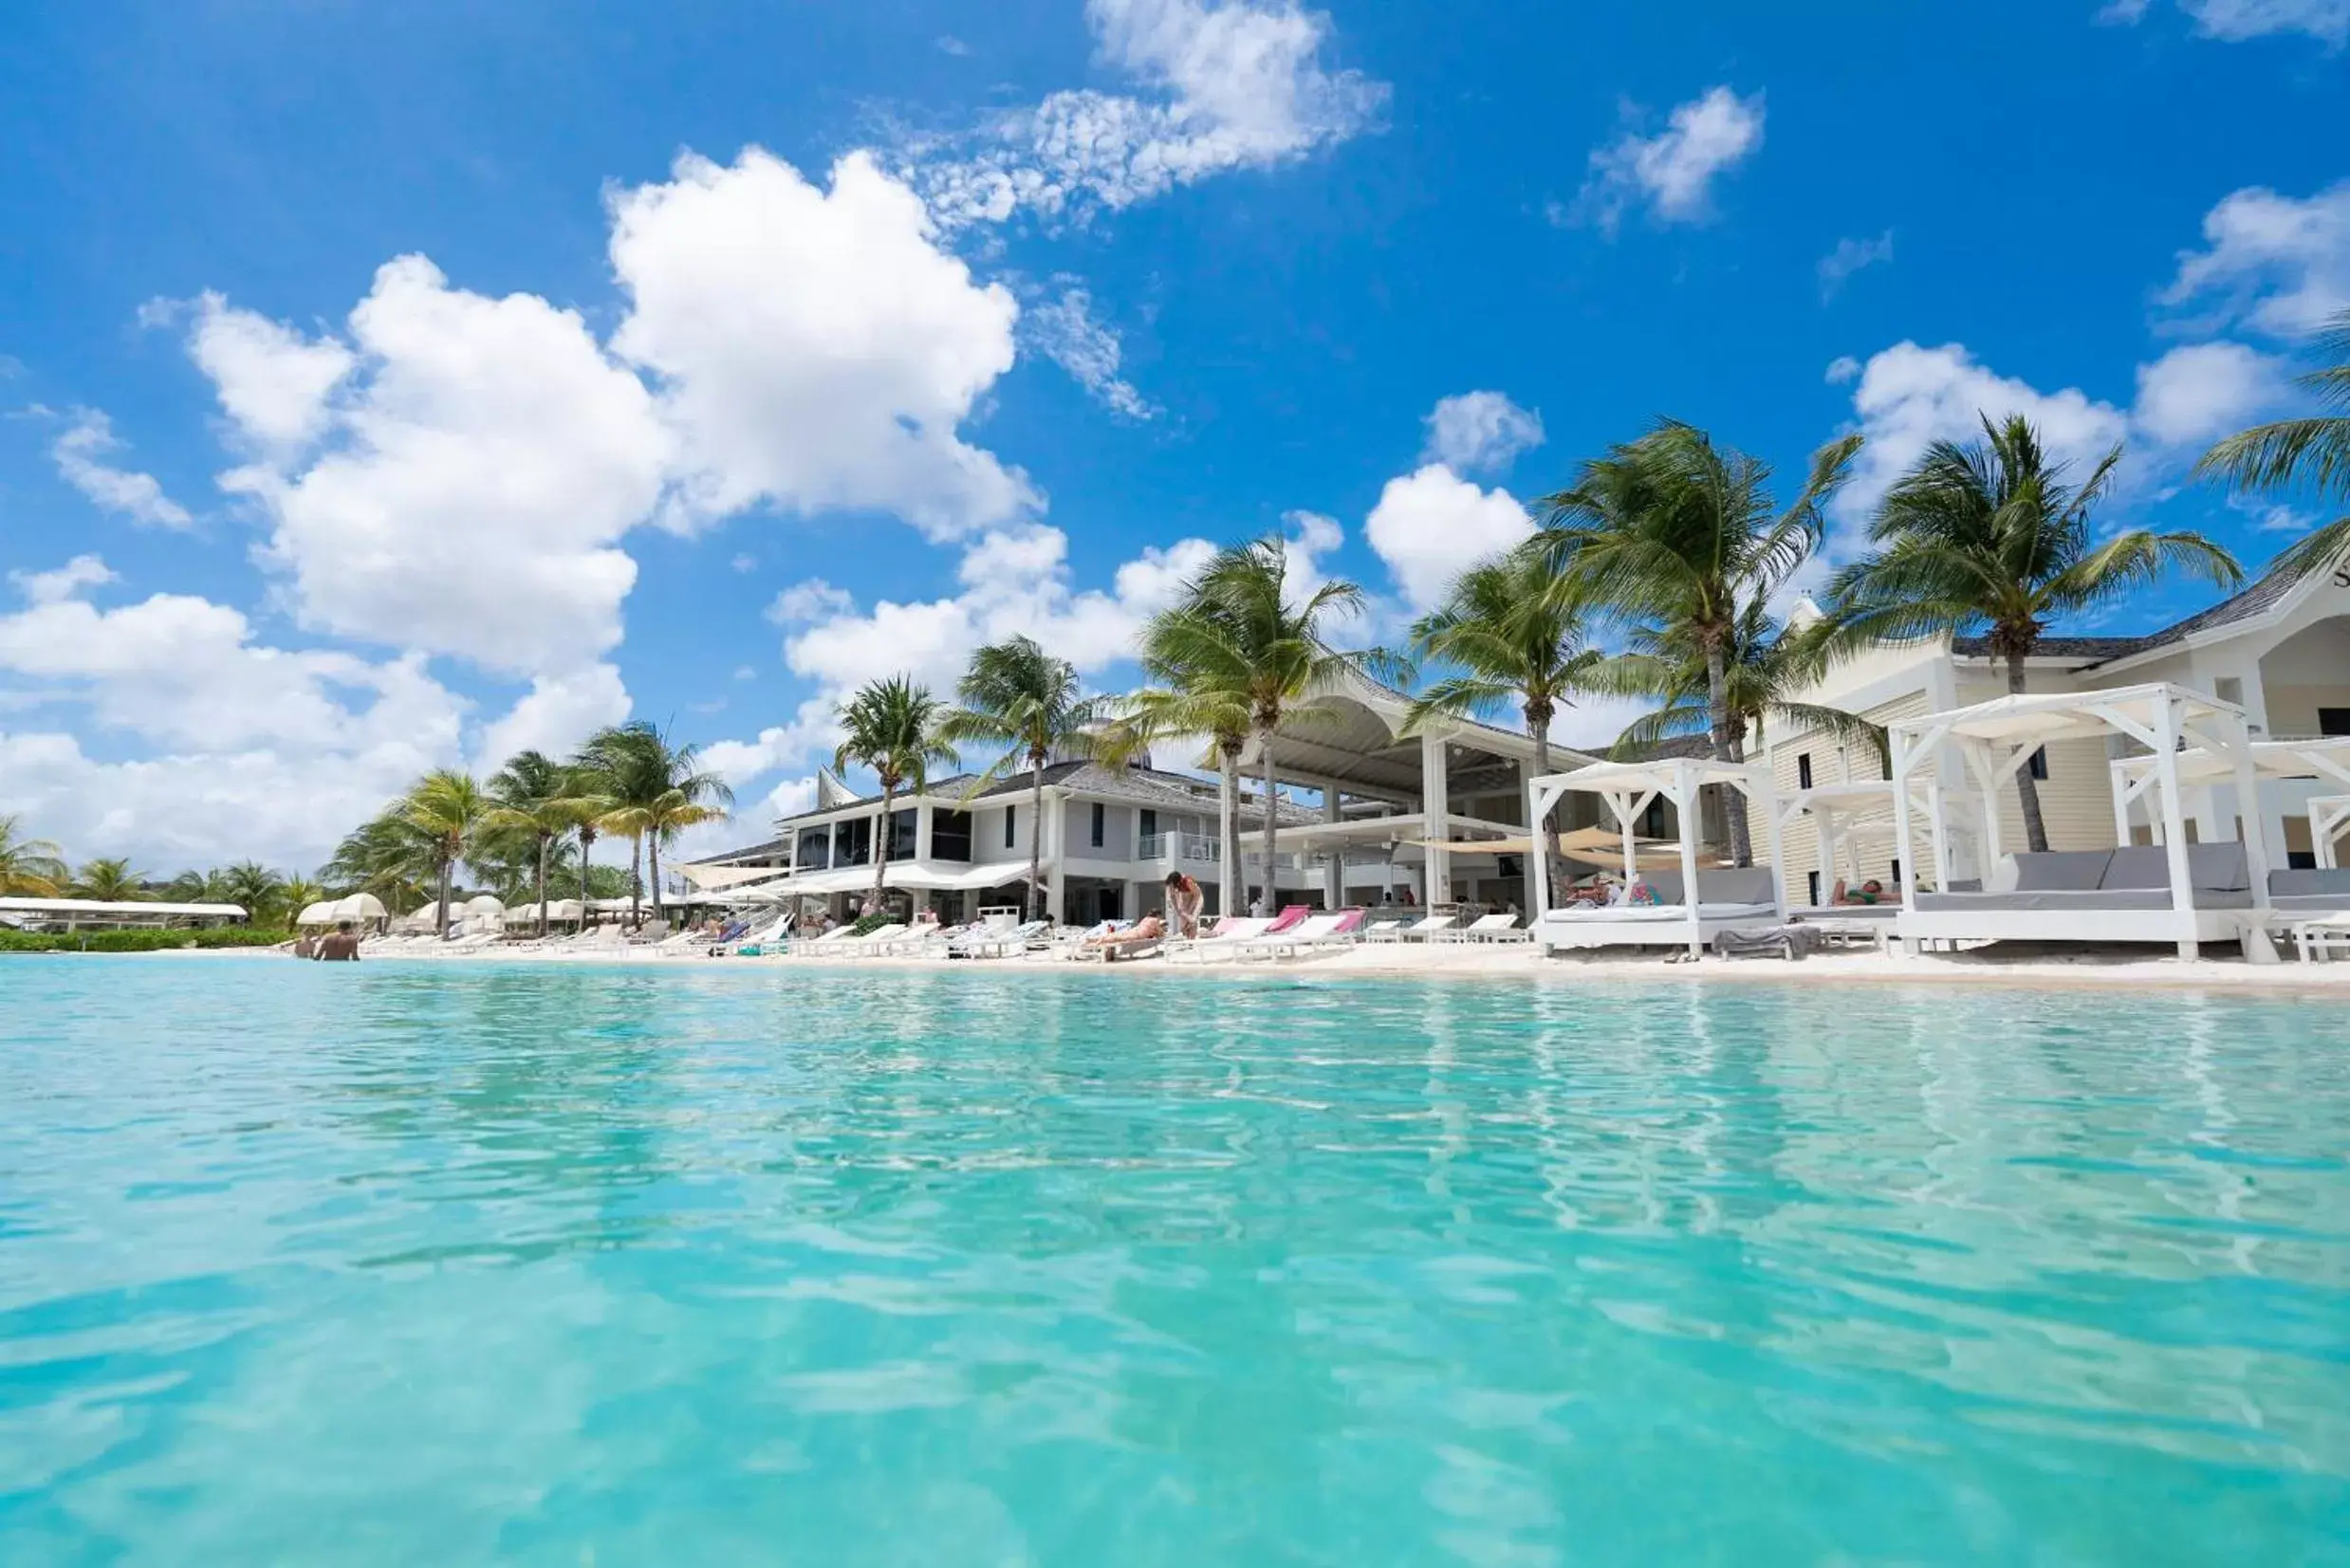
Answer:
(914, 0, 1386, 228)
(179, 292, 356, 455)
(1573, 86, 1764, 234)
(2162, 180, 2350, 339)
(50, 410, 194, 528)
(10, 554, 117, 606)
(609, 148, 1033, 539)
(1824, 355, 1863, 385)
(1828, 341, 2134, 545)
(1026, 287, 1155, 417)
(1420, 391, 1544, 474)
(767, 579, 858, 624)
(1818, 231, 1894, 302)
(1363, 464, 1535, 610)
(2131, 341, 2290, 446)
(473, 663, 632, 771)
(199, 255, 672, 678)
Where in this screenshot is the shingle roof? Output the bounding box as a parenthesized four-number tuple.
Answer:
(1950, 557, 2313, 669)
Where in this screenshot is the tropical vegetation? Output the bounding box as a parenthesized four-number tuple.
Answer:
(935, 636, 1103, 918)
(0, 816, 68, 896)
(1820, 415, 2241, 852)
(2196, 307, 2350, 587)
(576, 722, 733, 931)
(834, 676, 956, 905)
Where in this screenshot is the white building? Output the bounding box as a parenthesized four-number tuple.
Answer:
(1765, 557, 2350, 900)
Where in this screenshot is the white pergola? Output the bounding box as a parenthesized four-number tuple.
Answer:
(1527, 756, 1786, 957)
(1888, 683, 2273, 960)
(1770, 780, 1977, 904)
(2108, 737, 2350, 857)
(2315, 796, 2350, 871)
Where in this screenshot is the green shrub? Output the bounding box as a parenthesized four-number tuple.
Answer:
(845, 912, 895, 937)
(0, 927, 293, 954)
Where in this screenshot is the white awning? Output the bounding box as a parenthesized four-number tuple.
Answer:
(0, 896, 247, 919)
(679, 861, 788, 890)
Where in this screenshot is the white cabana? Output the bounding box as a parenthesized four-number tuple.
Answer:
(2107, 736, 2350, 843)
(1888, 683, 2275, 961)
(1526, 757, 1786, 958)
(2314, 796, 2350, 871)
(460, 895, 506, 922)
(1771, 780, 1979, 908)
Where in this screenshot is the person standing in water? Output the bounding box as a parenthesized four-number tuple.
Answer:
(1163, 870, 1204, 938)
(315, 920, 362, 961)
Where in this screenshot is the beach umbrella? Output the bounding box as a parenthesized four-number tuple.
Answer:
(534, 898, 584, 923)
(294, 900, 337, 927)
(330, 893, 387, 923)
(460, 895, 506, 921)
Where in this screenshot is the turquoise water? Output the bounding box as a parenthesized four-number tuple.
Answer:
(2, 963, 2347, 1565)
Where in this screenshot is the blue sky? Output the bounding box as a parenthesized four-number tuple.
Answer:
(3, 0, 2346, 870)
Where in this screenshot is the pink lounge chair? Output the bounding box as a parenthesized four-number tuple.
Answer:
(1262, 905, 1310, 934)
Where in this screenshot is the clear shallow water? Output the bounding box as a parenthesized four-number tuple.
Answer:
(2, 962, 2347, 1566)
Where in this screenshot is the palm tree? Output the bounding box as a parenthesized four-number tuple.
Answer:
(217, 861, 286, 924)
(1401, 551, 1604, 895)
(280, 876, 325, 923)
(322, 814, 435, 911)
(1110, 606, 1258, 920)
(1176, 540, 1390, 911)
(935, 636, 1105, 920)
(0, 818, 69, 895)
(484, 749, 594, 935)
(71, 857, 148, 902)
(578, 724, 732, 929)
(2195, 309, 2350, 584)
(1585, 599, 1888, 769)
(834, 676, 957, 908)
(403, 769, 489, 937)
(1533, 420, 1862, 865)
(1823, 414, 2242, 852)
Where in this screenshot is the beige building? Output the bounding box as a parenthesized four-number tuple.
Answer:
(1765, 557, 2350, 902)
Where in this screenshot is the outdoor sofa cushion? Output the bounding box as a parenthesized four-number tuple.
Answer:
(2271, 868, 2350, 899)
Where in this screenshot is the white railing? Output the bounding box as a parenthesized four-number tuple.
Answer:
(1139, 832, 1221, 864)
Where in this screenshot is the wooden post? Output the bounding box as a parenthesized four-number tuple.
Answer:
(2153, 695, 2196, 960)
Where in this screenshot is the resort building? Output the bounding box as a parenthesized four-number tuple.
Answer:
(1764, 558, 2350, 900)
(690, 669, 1738, 923)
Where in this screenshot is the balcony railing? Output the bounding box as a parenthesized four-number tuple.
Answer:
(1138, 831, 1221, 863)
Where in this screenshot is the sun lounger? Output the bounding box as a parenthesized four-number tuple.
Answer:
(1537, 867, 1783, 957)
(837, 923, 906, 957)
(1239, 908, 1367, 960)
(1369, 913, 1453, 944)
(2288, 913, 2350, 962)
(1168, 915, 1272, 962)
(950, 918, 1048, 959)
(1440, 913, 1528, 944)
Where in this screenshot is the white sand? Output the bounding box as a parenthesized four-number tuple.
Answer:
(178, 934, 2350, 992)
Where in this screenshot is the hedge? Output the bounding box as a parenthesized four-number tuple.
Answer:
(0, 927, 293, 954)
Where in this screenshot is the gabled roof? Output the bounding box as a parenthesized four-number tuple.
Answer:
(1950, 555, 2324, 669)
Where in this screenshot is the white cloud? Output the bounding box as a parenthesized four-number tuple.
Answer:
(10, 554, 117, 606)
(730, 553, 757, 573)
(1574, 86, 1764, 234)
(914, 0, 1385, 228)
(2109, 0, 2350, 41)
(50, 410, 194, 528)
(1027, 287, 1155, 417)
(2162, 180, 2350, 338)
(206, 254, 673, 679)
(1363, 463, 1535, 610)
(609, 148, 1034, 540)
(1818, 231, 1894, 301)
(1824, 355, 1863, 385)
(178, 292, 356, 455)
(1829, 341, 2134, 545)
(767, 579, 857, 624)
(1420, 392, 1544, 474)
(2132, 341, 2289, 446)
(474, 663, 632, 771)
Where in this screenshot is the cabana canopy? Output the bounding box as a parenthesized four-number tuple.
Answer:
(678, 862, 786, 890)
(2313, 796, 2350, 871)
(1526, 756, 1786, 957)
(1887, 682, 2275, 961)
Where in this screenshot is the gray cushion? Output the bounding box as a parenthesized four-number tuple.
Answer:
(1642, 869, 1685, 904)
(2274, 894, 2350, 912)
(2102, 843, 2249, 892)
(2010, 851, 2112, 892)
(2272, 868, 2350, 898)
(1914, 888, 2253, 913)
(1696, 867, 1777, 905)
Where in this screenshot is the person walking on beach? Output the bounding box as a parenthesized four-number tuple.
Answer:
(315, 920, 362, 961)
(1163, 870, 1204, 938)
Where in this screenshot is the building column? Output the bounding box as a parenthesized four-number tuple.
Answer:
(1043, 794, 1066, 922)
(1323, 783, 1343, 909)
(1421, 733, 1453, 907)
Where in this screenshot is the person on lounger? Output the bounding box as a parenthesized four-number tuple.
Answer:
(1830, 877, 1890, 906)
(1083, 913, 1165, 958)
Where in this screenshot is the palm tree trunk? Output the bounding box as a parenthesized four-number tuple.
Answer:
(1527, 701, 1565, 904)
(1705, 636, 1754, 867)
(1218, 739, 1242, 920)
(648, 831, 663, 930)
(435, 858, 452, 940)
(1260, 730, 1280, 916)
(628, 833, 642, 930)
(537, 834, 550, 936)
(578, 829, 594, 910)
(873, 781, 895, 909)
(1027, 756, 1046, 922)
(2007, 649, 2052, 854)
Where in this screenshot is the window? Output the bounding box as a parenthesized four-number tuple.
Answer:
(888, 808, 917, 861)
(1003, 805, 1017, 848)
(1806, 870, 1820, 907)
(1796, 752, 1814, 790)
(1138, 808, 1157, 840)
(2321, 709, 2350, 738)
(794, 825, 830, 871)
(931, 809, 972, 862)
(1891, 857, 1902, 888)
(2026, 747, 2049, 782)
(1089, 801, 1106, 848)
(836, 817, 872, 867)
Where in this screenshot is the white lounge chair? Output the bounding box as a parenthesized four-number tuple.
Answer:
(1237, 909, 1367, 960)
(1445, 913, 1529, 944)
(2291, 913, 2350, 963)
(1371, 913, 1454, 944)
(836, 922, 906, 957)
(1169, 915, 1271, 962)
